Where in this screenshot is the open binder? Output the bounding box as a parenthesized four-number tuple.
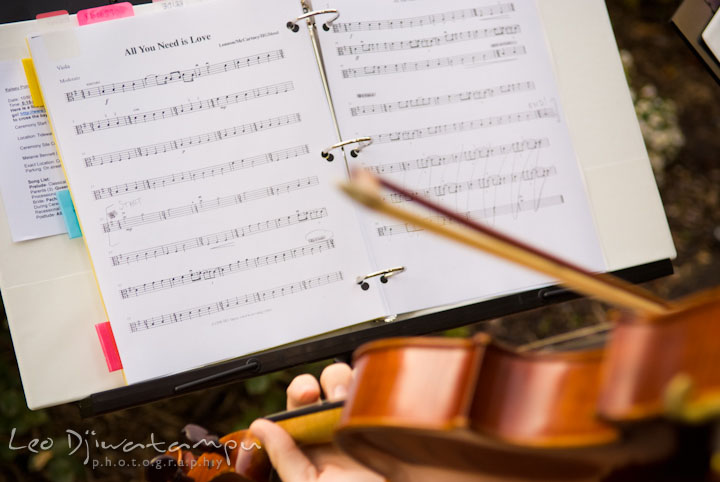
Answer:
(0, 0, 675, 414)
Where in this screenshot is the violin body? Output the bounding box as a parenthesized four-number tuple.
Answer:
(599, 288, 720, 422)
(334, 336, 672, 481)
(333, 289, 720, 480)
(336, 335, 617, 447)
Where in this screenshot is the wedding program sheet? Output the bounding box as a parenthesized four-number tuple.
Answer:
(0, 60, 67, 241)
(317, 0, 607, 314)
(28, 0, 385, 383)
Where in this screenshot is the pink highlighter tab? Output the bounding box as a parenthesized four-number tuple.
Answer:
(77, 2, 134, 26)
(36, 10, 69, 19)
(95, 322, 123, 372)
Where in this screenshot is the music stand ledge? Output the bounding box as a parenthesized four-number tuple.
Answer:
(77, 259, 672, 417)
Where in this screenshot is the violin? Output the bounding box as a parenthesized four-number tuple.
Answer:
(145, 170, 720, 481)
(146, 330, 710, 481)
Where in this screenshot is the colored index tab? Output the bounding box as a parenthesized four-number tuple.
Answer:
(95, 322, 123, 372)
(21, 58, 44, 107)
(36, 10, 69, 19)
(56, 189, 82, 239)
(77, 2, 134, 26)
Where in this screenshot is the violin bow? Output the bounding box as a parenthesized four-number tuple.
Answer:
(339, 170, 673, 316)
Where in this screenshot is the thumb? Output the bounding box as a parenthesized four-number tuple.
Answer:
(249, 419, 318, 482)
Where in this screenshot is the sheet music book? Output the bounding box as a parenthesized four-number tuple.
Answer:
(24, 0, 675, 386)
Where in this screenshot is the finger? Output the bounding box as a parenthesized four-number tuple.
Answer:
(319, 363, 353, 401)
(286, 373, 321, 410)
(250, 419, 318, 482)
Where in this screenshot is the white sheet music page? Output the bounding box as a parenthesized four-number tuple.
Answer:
(318, 0, 607, 314)
(28, 0, 384, 384)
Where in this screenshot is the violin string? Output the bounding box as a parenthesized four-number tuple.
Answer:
(515, 322, 612, 353)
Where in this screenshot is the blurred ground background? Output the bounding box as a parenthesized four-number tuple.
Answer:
(1, 0, 720, 480)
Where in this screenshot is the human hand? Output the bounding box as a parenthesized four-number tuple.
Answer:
(249, 363, 385, 482)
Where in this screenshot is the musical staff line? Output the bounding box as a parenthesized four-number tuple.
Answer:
(342, 46, 526, 78)
(74, 81, 295, 135)
(331, 4, 515, 33)
(128, 271, 344, 333)
(376, 195, 565, 237)
(336, 26, 521, 56)
(372, 108, 557, 144)
(92, 145, 309, 200)
(110, 208, 328, 266)
(120, 239, 336, 299)
(65, 50, 285, 102)
(368, 139, 550, 175)
(350, 82, 535, 117)
(84, 113, 301, 167)
(102, 176, 318, 233)
(387, 167, 557, 204)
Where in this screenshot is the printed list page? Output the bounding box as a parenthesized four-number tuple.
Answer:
(28, 0, 385, 384)
(318, 0, 608, 314)
(0, 60, 67, 241)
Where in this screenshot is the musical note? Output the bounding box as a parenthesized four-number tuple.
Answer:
(120, 239, 336, 299)
(109, 208, 328, 266)
(368, 139, 550, 175)
(371, 108, 556, 144)
(341, 46, 527, 79)
(92, 145, 309, 200)
(102, 177, 318, 233)
(64, 50, 285, 102)
(128, 271, 344, 332)
(83, 113, 301, 167)
(350, 82, 535, 117)
(376, 195, 565, 237)
(386, 167, 557, 204)
(74, 81, 294, 134)
(331, 4, 515, 33)
(336, 26, 521, 56)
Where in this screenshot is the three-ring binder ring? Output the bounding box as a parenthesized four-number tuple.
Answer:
(321, 137, 373, 162)
(287, 9, 340, 32)
(356, 266, 405, 291)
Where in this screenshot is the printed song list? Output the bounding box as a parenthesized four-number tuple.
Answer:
(0, 60, 67, 241)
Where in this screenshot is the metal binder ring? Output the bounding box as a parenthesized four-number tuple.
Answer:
(356, 266, 405, 291)
(287, 9, 340, 32)
(321, 137, 373, 162)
